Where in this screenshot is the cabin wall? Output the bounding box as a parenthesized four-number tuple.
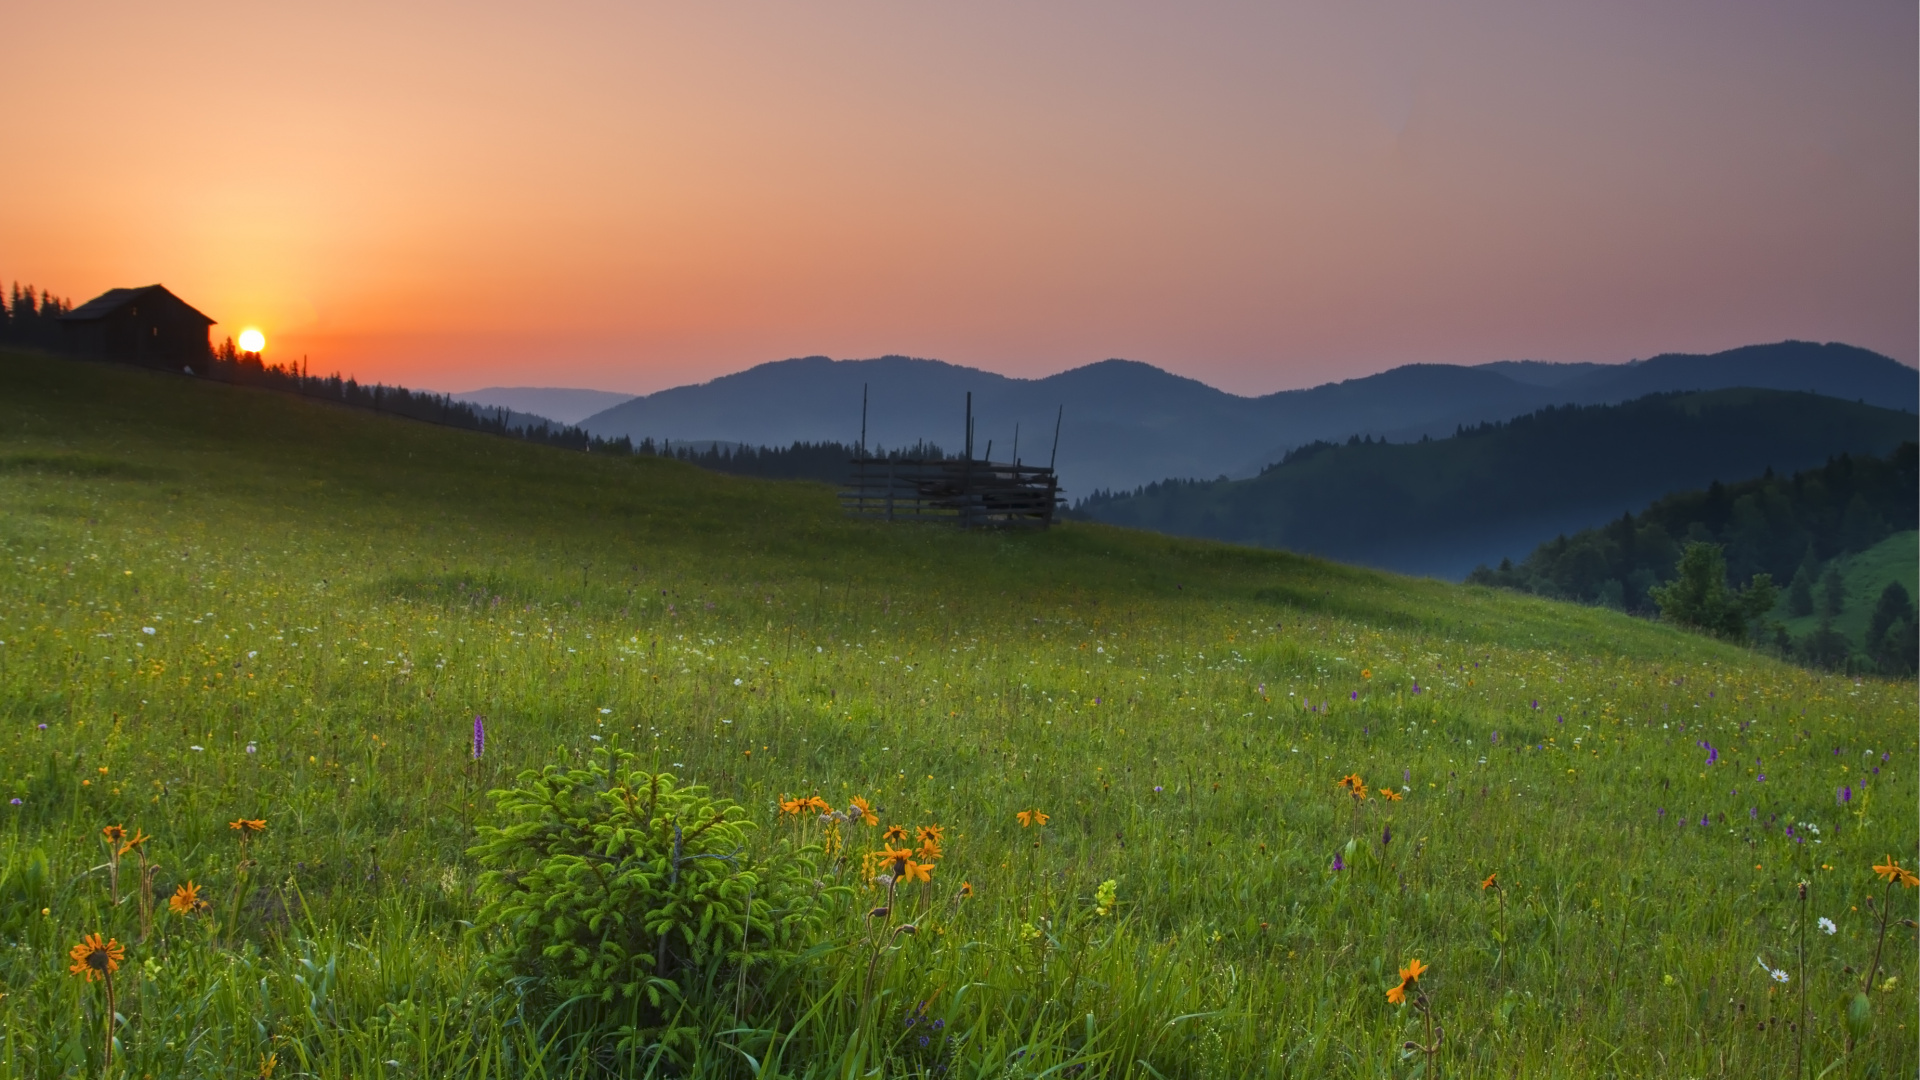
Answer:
(62, 300, 210, 369)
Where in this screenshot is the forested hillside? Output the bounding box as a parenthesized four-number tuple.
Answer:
(1469, 444, 1918, 671)
(1073, 389, 1916, 579)
(1469, 443, 1916, 606)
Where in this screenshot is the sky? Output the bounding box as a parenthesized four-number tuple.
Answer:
(3, 1, 1913, 396)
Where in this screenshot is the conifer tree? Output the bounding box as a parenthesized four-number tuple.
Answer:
(1786, 545, 1818, 618)
(1820, 565, 1846, 617)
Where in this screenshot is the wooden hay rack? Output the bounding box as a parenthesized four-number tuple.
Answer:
(838, 391, 1063, 529)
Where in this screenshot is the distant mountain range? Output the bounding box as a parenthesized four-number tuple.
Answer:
(1071, 389, 1918, 580)
(490, 341, 1914, 496)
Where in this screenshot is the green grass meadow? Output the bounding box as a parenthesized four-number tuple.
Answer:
(0, 349, 1914, 1078)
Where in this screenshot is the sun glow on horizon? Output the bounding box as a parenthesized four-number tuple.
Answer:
(237, 328, 266, 354)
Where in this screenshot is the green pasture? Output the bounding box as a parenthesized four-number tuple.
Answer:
(0, 349, 1913, 1078)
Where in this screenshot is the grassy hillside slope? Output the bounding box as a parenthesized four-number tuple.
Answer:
(0, 350, 1913, 1078)
(1776, 531, 1920, 649)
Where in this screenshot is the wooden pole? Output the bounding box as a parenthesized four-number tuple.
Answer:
(1049, 405, 1063, 470)
(860, 382, 868, 456)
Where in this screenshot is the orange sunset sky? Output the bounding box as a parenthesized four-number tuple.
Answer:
(4, 1, 1914, 395)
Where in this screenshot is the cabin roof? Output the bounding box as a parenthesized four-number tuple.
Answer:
(61, 284, 214, 325)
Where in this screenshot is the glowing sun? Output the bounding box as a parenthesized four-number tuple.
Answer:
(237, 328, 266, 353)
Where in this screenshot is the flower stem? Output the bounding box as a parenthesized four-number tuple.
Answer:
(101, 968, 115, 1078)
(1795, 881, 1807, 1080)
(1862, 877, 1895, 995)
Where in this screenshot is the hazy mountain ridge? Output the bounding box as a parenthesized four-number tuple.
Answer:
(569, 341, 1916, 495)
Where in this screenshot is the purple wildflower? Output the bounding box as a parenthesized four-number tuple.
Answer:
(1657, 808, 1665, 818)
(1749, 807, 1756, 818)
(472, 714, 486, 760)
(1412, 681, 1421, 694)
(1331, 854, 1345, 872)
(1838, 786, 1851, 805)
(1382, 824, 1393, 847)
(1705, 744, 1718, 766)
(1491, 731, 1499, 744)
(1699, 814, 1708, 827)
(1556, 715, 1564, 724)
(1531, 699, 1539, 710)
(36, 724, 45, 731)
(1350, 691, 1358, 701)
(7, 798, 18, 806)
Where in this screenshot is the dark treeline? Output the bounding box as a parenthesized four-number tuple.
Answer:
(0, 283, 75, 349)
(1074, 431, 1420, 508)
(646, 440, 952, 484)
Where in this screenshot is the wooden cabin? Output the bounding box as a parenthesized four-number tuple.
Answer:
(59, 284, 214, 370)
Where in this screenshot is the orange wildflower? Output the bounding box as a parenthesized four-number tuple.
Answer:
(67, 934, 123, 982)
(1872, 856, 1918, 886)
(1378, 788, 1403, 801)
(1480, 872, 1498, 890)
(902, 859, 933, 884)
(229, 818, 267, 834)
(882, 824, 909, 844)
(1386, 980, 1408, 1005)
(849, 797, 878, 826)
(117, 828, 150, 856)
(101, 824, 128, 846)
(168, 881, 207, 914)
(916, 824, 946, 846)
(1016, 809, 1050, 828)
